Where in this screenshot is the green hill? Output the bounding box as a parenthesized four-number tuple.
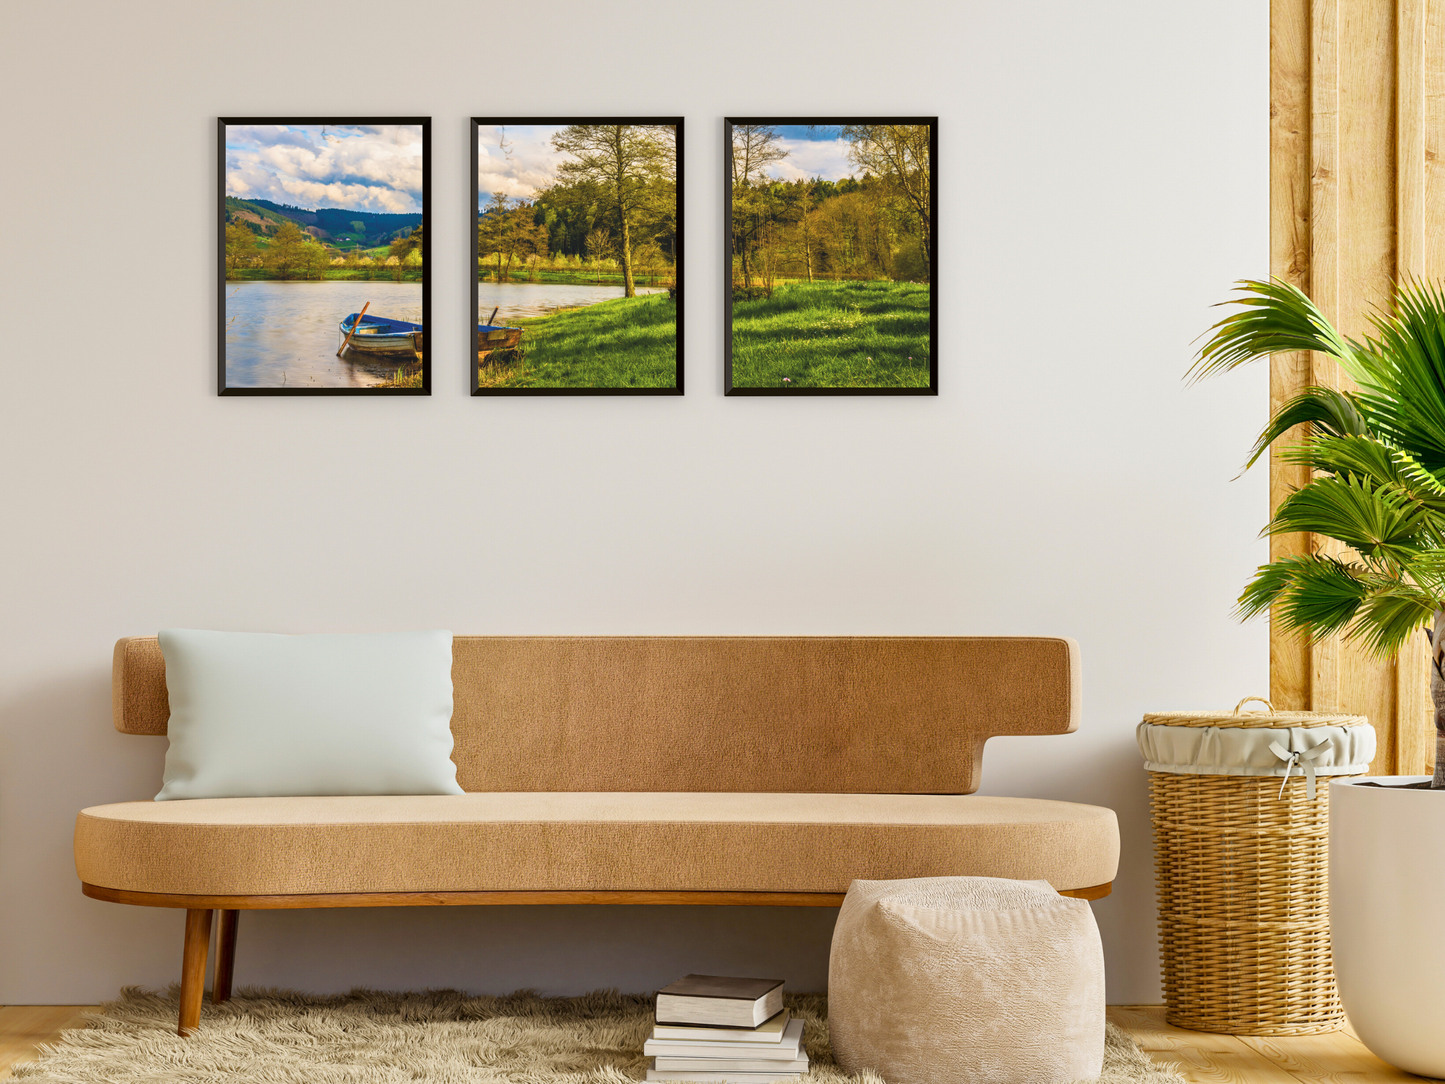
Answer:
(224, 197, 422, 251)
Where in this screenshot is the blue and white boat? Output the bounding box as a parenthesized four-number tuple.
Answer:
(339, 313, 424, 356)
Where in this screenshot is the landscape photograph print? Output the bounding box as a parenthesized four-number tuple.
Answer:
(725, 118, 936, 395)
(471, 118, 682, 395)
(219, 118, 429, 395)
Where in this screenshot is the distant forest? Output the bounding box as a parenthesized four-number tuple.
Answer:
(730, 123, 933, 290)
(225, 196, 421, 250)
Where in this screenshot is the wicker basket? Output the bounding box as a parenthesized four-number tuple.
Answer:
(1143, 698, 1370, 1035)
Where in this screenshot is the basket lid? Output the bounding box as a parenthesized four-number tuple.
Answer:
(1142, 696, 1368, 730)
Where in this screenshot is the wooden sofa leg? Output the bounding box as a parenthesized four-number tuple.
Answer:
(213, 910, 238, 1004)
(178, 908, 212, 1036)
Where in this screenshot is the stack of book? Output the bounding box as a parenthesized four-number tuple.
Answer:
(644, 974, 807, 1082)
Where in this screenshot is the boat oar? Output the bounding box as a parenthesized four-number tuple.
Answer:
(487, 306, 499, 326)
(337, 301, 370, 356)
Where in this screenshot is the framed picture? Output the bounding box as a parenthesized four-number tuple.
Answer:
(471, 117, 683, 395)
(218, 118, 430, 395)
(724, 118, 936, 395)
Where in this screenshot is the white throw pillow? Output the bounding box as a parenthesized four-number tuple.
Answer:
(156, 629, 463, 800)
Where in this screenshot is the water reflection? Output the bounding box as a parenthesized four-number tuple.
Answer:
(224, 280, 422, 389)
(477, 281, 664, 321)
(223, 280, 665, 389)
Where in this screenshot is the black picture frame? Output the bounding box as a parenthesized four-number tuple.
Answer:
(470, 117, 684, 396)
(218, 117, 431, 396)
(724, 117, 937, 396)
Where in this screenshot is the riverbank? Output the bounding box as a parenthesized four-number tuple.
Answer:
(476, 294, 678, 390)
(226, 269, 424, 282)
(729, 280, 932, 389)
(479, 268, 674, 289)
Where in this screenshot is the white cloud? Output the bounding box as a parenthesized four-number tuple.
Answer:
(762, 137, 856, 183)
(475, 124, 565, 204)
(224, 124, 423, 213)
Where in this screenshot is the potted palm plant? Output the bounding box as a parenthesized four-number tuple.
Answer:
(1195, 278, 1445, 1075)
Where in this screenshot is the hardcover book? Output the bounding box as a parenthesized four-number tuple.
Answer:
(646, 1073, 802, 1083)
(653, 1053, 810, 1072)
(655, 974, 785, 1028)
(651, 1009, 791, 1043)
(643, 1017, 804, 1059)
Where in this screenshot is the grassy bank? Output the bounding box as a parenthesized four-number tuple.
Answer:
(477, 294, 677, 390)
(729, 280, 932, 389)
(478, 268, 673, 288)
(226, 269, 425, 283)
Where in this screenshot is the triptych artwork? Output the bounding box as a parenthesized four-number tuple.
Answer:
(218, 116, 935, 397)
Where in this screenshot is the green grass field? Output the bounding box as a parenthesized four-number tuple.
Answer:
(729, 280, 932, 389)
(477, 294, 678, 390)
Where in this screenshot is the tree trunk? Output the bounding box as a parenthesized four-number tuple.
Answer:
(1431, 608, 1445, 788)
(618, 197, 635, 298)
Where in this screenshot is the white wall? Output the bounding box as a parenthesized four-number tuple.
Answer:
(0, 0, 1267, 1004)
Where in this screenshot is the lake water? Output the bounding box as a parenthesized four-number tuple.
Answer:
(224, 280, 422, 389)
(224, 280, 665, 389)
(477, 281, 664, 321)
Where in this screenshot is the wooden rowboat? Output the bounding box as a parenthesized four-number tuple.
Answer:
(340, 313, 424, 357)
(477, 322, 523, 362)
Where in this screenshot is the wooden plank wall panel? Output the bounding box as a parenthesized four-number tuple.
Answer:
(1396, 0, 1434, 775)
(1270, 0, 1439, 774)
(1270, 0, 1316, 712)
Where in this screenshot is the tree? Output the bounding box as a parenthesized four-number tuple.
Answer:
(302, 238, 332, 280)
(477, 192, 548, 283)
(263, 220, 308, 279)
(838, 124, 932, 279)
(224, 222, 258, 273)
(390, 223, 423, 263)
(1193, 278, 1445, 788)
(730, 125, 788, 288)
(551, 124, 674, 297)
(584, 227, 613, 285)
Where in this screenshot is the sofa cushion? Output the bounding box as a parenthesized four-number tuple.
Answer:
(156, 629, 462, 800)
(74, 793, 1119, 897)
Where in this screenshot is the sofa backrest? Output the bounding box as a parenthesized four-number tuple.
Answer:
(111, 635, 1079, 795)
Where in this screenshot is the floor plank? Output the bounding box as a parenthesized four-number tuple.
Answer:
(0, 1006, 95, 1078)
(1237, 1031, 1426, 1084)
(1108, 1006, 1443, 1084)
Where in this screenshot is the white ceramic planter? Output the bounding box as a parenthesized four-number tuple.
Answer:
(1330, 776, 1445, 1077)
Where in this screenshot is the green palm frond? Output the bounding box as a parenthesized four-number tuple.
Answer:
(1353, 587, 1439, 656)
(1198, 277, 1445, 654)
(1237, 554, 1435, 657)
(1275, 434, 1404, 485)
(1237, 554, 1369, 635)
(1242, 387, 1370, 470)
(1404, 549, 1445, 600)
(1266, 474, 1434, 569)
(1190, 279, 1366, 384)
(1348, 279, 1445, 474)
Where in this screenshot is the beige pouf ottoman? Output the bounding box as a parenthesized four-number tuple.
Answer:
(828, 876, 1105, 1084)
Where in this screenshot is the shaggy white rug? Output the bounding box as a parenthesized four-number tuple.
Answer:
(12, 989, 1186, 1084)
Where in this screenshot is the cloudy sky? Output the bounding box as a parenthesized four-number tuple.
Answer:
(475, 124, 566, 207)
(225, 124, 424, 213)
(760, 124, 855, 183)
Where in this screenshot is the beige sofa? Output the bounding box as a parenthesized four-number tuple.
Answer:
(75, 636, 1120, 1034)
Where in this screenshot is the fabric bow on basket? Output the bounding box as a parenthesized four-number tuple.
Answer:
(1269, 739, 1332, 800)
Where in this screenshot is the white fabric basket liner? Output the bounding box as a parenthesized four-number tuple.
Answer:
(1137, 721, 1375, 777)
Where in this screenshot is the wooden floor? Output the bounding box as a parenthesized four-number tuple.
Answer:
(1108, 1007, 1438, 1083)
(0, 1004, 1433, 1080)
